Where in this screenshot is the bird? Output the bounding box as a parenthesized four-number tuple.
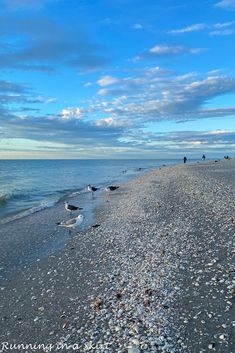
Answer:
(105, 186, 119, 191)
(88, 184, 99, 196)
(88, 184, 99, 192)
(56, 214, 84, 234)
(64, 201, 83, 215)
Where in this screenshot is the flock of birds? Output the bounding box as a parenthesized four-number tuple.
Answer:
(56, 184, 119, 233)
(88, 184, 120, 194)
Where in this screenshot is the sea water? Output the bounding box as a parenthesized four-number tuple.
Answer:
(0, 159, 179, 223)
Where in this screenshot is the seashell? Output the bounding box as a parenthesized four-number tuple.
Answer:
(143, 299, 150, 307)
(208, 343, 215, 349)
(219, 334, 227, 340)
(62, 320, 69, 329)
(128, 345, 140, 353)
(144, 288, 153, 296)
(93, 297, 102, 312)
(116, 292, 122, 299)
(230, 217, 235, 224)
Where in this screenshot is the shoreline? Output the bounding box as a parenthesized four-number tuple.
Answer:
(0, 184, 104, 276)
(0, 160, 234, 352)
(0, 161, 174, 277)
(0, 159, 180, 226)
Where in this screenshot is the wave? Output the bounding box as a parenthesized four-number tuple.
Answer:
(0, 187, 83, 207)
(0, 165, 152, 224)
(56, 187, 83, 198)
(0, 195, 8, 207)
(30, 199, 58, 212)
(0, 187, 83, 224)
(0, 192, 28, 207)
(0, 198, 59, 225)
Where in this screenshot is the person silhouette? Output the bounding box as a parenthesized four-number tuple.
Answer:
(183, 156, 187, 163)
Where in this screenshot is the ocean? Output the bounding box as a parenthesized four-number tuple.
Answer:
(0, 159, 179, 224)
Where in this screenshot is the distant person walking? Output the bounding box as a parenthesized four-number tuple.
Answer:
(202, 154, 206, 161)
(183, 156, 187, 163)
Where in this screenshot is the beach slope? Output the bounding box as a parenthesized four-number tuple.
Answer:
(0, 160, 234, 353)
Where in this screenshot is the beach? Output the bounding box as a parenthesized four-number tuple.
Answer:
(0, 160, 234, 353)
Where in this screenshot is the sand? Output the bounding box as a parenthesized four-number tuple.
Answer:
(0, 160, 234, 353)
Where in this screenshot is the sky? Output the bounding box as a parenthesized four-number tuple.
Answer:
(0, 0, 235, 159)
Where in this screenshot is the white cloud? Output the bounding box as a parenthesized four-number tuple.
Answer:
(210, 21, 235, 35)
(205, 129, 230, 135)
(148, 45, 204, 57)
(2, 66, 235, 156)
(60, 107, 83, 121)
(46, 97, 57, 103)
(149, 45, 184, 55)
(97, 75, 120, 86)
(96, 117, 132, 127)
(209, 29, 234, 35)
(215, 0, 235, 9)
(168, 21, 235, 36)
(145, 66, 173, 76)
(132, 23, 143, 30)
(168, 23, 207, 34)
(84, 82, 92, 87)
(24, 72, 235, 133)
(190, 48, 205, 54)
(112, 96, 128, 105)
(98, 88, 112, 96)
(93, 71, 235, 126)
(126, 129, 235, 149)
(213, 21, 235, 28)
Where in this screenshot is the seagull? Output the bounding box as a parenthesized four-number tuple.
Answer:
(56, 214, 84, 234)
(88, 184, 99, 192)
(88, 184, 99, 197)
(105, 186, 119, 192)
(64, 201, 83, 214)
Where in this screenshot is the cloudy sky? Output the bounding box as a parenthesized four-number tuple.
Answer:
(1, 0, 235, 159)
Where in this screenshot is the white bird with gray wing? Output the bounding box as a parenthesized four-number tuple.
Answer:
(56, 214, 84, 232)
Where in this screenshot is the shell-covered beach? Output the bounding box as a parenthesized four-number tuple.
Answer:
(0, 160, 234, 353)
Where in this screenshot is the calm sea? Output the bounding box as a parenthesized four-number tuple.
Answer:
(0, 159, 179, 223)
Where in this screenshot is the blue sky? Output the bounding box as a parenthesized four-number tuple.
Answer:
(1, 0, 235, 158)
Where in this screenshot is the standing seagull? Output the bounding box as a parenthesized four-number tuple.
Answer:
(105, 186, 119, 192)
(88, 184, 99, 197)
(56, 214, 84, 234)
(64, 201, 83, 215)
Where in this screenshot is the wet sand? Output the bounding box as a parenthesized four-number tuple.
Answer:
(0, 160, 234, 352)
(0, 190, 104, 276)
